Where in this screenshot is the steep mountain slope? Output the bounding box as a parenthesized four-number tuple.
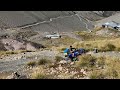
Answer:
(0, 11, 96, 32)
(0, 11, 75, 28)
(0, 11, 118, 32)
(95, 12, 120, 27)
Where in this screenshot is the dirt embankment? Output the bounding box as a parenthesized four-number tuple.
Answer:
(0, 38, 45, 51)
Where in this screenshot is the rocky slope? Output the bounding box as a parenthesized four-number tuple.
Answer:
(0, 11, 117, 32)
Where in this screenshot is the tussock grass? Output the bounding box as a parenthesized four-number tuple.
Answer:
(89, 70, 106, 79)
(0, 51, 17, 56)
(76, 54, 97, 68)
(94, 26, 103, 31)
(101, 43, 116, 51)
(73, 38, 120, 52)
(75, 31, 111, 41)
(0, 50, 34, 57)
(29, 55, 120, 79)
(37, 58, 50, 65)
(55, 56, 64, 62)
(97, 57, 106, 68)
(88, 56, 120, 79)
(31, 66, 53, 79)
(27, 61, 36, 67)
(31, 66, 47, 79)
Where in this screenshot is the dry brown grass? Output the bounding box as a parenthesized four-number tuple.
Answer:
(37, 58, 51, 65)
(57, 36, 78, 45)
(27, 61, 36, 67)
(74, 30, 112, 41)
(31, 66, 54, 79)
(88, 56, 120, 79)
(31, 66, 47, 79)
(0, 50, 34, 56)
(55, 56, 64, 62)
(73, 38, 120, 52)
(93, 26, 103, 32)
(76, 54, 97, 69)
(29, 54, 120, 79)
(89, 70, 106, 79)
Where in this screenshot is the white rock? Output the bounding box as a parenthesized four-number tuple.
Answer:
(70, 62, 74, 65)
(6, 74, 14, 79)
(74, 71, 78, 74)
(35, 57, 38, 59)
(58, 66, 63, 71)
(70, 71, 74, 74)
(66, 69, 69, 71)
(59, 60, 67, 64)
(65, 71, 69, 74)
(81, 69, 84, 72)
(83, 71, 87, 75)
(30, 67, 32, 69)
(58, 75, 63, 78)
(85, 77, 90, 79)
(51, 69, 56, 74)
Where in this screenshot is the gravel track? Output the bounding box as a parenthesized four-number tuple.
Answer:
(0, 50, 60, 72)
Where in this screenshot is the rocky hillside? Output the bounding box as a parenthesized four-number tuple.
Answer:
(0, 11, 118, 32)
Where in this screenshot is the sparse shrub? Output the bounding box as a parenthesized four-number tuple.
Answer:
(31, 66, 54, 79)
(76, 54, 97, 68)
(107, 43, 116, 51)
(85, 48, 92, 52)
(101, 43, 116, 51)
(33, 73, 48, 79)
(97, 57, 106, 68)
(27, 61, 36, 67)
(61, 48, 66, 51)
(116, 47, 120, 51)
(26, 50, 33, 52)
(38, 58, 50, 65)
(31, 66, 47, 79)
(48, 63, 58, 68)
(105, 67, 119, 79)
(6, 51, 17, 54)
(55, 56, 63, 62)
(94, 26, 103, 31)
(33, 73, 54, 79)
(89, 70, 105, 79)
(85, 43, 91, 47)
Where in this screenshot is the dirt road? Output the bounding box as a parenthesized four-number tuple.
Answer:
(0, 50, 60, 73)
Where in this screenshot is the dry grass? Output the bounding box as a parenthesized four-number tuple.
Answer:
(0, 51, 17, 57)
(57, 36, 78, 45)
(73, 38, 120, 52)
(89, 70, 106, 79)
(31, 66, 54, 79)
(75, 30, 111, 41)
(0, 71, 13, 79)
(57, 73, 73, 79)
(31, 66, 47, 79)
(29, 54, 120, 79)
(96, 57, 106, 68)
(0, 50, 34, 57)
(37, 58, 50, 65)
(93, 26, 103, 32)
(55, 56, 64, 62)
(76, 54, 97, 68)
(27, 61, 36, 67)
(88, 56, 120, 79)
(37, 36, 78, 49)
